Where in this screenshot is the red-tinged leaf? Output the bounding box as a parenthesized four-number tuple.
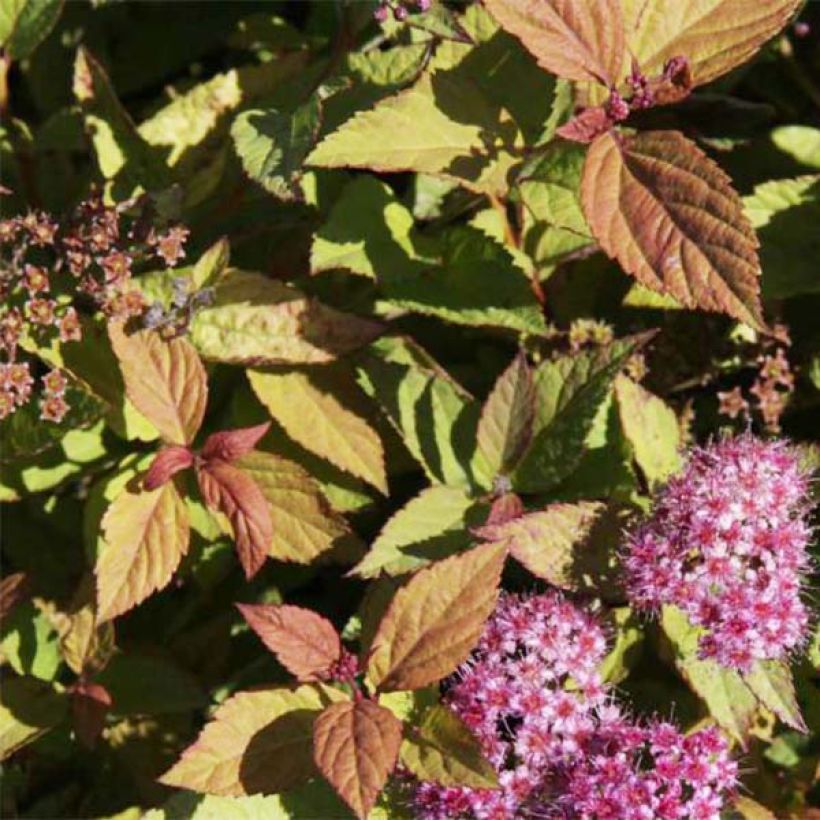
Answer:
(96, 481, 190, 622)
(197, 460, 272, 579)
(581, 130, 763, 329)
(475, 502, 606, 588)
(0, 572, 30, 621)
(485, 493, 525, 527)
(143, 445, 194, 491)
(557, 107, 614, 144)
(367, 543, 506, 692)
(313, 699, 403, 820)
(483, 0, 625, 86)
(236, 604, 341, 682)
(200, 422, 272, 463)
(475, 353, 536, 478)
(624, 0, 801, 90)
(71, 681, 112, 749)
(108, 321, 207, 445)
(160, 685, 349, 796)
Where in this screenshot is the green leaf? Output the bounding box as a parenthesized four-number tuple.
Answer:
(0, 676, 67, 761)
(744, 175, 820, 299)
(512, 338, 643, 493)
(0, 0, 62, 60)
(311, 176, 429, 280)
(97, 652, 206, 715)
(475, 352, 536, 479)
(661, 606, 758, 746)
(0, 600, 62, 681)
(614, 375, 681, 488)
(599, 608, 644, 685)
(248, 368, 387, 494)
(190, 271, 384, 365)
(770, 125, 820, 170)
(356, 336, 479, 489)
(351, 485, 486, 579)
(73, 47, 172, 197)
(400, 705, 498, 789)
(743, 660, 806, 732)
(383, 226, 547, 334)
(231, 97, 322, 201)
(308, 70, 522, 197)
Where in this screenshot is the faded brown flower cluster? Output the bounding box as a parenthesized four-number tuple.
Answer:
(0, 191, 188, 422)
(717, 324, 795, 433)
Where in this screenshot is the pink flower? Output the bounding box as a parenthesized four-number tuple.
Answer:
(411, 593, 737, 819)
(624, 434, 812, 671)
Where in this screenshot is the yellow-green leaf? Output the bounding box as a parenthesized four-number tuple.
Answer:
(307, 71, 522, 197)
(582, 130, 763, 329)
(96, 480, 190, 622)
(108, 322, 207, 445)
(248, 369, 387, 494)
(352, 485, 484, 579)
(614, 374, 681, 487)
(312, 699, 403, 820)
(623, 0, 801, 89)
(160, 685, 348, 796)
(400, 704, 498, 789)
(475, 501, 605, 587)
(367, 542, 506, 692)
(235, 450, 358, 564)
(190, 271, 383, 366)
(743, 660, 806, 732)
(475, 352, 536, 479)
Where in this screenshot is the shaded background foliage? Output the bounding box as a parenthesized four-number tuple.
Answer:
(1, 0, 819, 818)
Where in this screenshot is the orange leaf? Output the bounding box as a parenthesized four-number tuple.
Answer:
(556, 106, 615, 144)
(366, 542, 506, 692)
(483, 0, 624, 86)
(624, 0, 801, 89)
(196, 460, 272, 579)
(236, 603, 341, 682)
(0, 572, 30, 622)
(581, 130, 763, 328)
(313, 699, 403, 820)
(143, 445, 194, 490)
(108, 322, 207, 445)
(200, 422, 271, 463)
(160, 685, 348, 796)
(96, 481, 190, 622)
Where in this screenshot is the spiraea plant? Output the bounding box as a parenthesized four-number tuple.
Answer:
(1, 1, 818, 819)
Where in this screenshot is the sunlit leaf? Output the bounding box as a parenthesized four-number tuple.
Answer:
(623, 0, 801, 89)
(96, 479, 190, 622)
(248, 368, 386, 494)
(367, 542, 506, 692)
(236, 603, 341, 682)
(614, 375, 681, 487)
(0, 0, 63, 60)
(160, 685, 347, 796)
(483, 0, 624, 85)
(190, 271, 383, 366)
(108, 322, 207, 445)
(582, 130, 763, 328)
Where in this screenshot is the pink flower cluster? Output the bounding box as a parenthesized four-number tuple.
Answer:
(412, 592, 736, 819)
(624, 435, 812, 671)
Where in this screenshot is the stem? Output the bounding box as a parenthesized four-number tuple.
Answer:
(0, 52, 9, 117)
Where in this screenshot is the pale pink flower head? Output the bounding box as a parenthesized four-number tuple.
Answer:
(624, 434, 813, 671)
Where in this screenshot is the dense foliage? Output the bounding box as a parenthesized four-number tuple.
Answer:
(1, 1, 819, 818)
